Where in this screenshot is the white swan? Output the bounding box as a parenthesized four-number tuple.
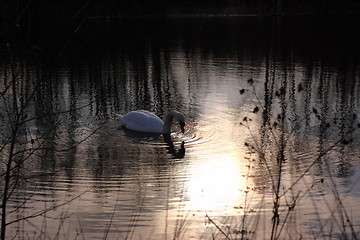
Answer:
(115, 110, 185, 134)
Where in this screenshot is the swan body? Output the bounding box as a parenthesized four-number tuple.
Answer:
(115, 110, 185, 134)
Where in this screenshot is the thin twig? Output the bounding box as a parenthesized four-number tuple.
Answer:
(205, 214, 231, 240)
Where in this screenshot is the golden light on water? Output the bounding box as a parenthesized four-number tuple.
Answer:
(183, 111, 251, 215)
(185, 153, 246, 214)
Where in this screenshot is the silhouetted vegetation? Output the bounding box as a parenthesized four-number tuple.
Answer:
(1, 0, 359, 24)
(1, 0, 359, 60)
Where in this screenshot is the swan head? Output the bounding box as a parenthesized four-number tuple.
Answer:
(163, 110, 186, 134)
(174, 111, 185, 134)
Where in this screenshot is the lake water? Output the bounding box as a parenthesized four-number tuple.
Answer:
(1, 16, 360, 239)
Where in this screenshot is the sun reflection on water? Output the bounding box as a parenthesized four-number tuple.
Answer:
(183, 110, 250, 216)
(185, 153, 246, 214)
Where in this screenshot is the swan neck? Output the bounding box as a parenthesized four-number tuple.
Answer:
(162, 113, 174, 134)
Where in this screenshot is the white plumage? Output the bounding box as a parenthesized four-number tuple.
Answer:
(115, 110, 185, 134)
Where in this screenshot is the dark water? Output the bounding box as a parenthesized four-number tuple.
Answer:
(1, 16, 360, 239)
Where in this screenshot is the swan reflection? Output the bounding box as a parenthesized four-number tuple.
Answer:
(163, 133, 185, 159)
(122, 129, 185, 159)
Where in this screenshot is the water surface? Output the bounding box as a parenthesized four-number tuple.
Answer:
(1, 16, 360, 239)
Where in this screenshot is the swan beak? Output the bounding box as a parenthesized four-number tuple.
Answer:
(180, 121, 185, 134)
